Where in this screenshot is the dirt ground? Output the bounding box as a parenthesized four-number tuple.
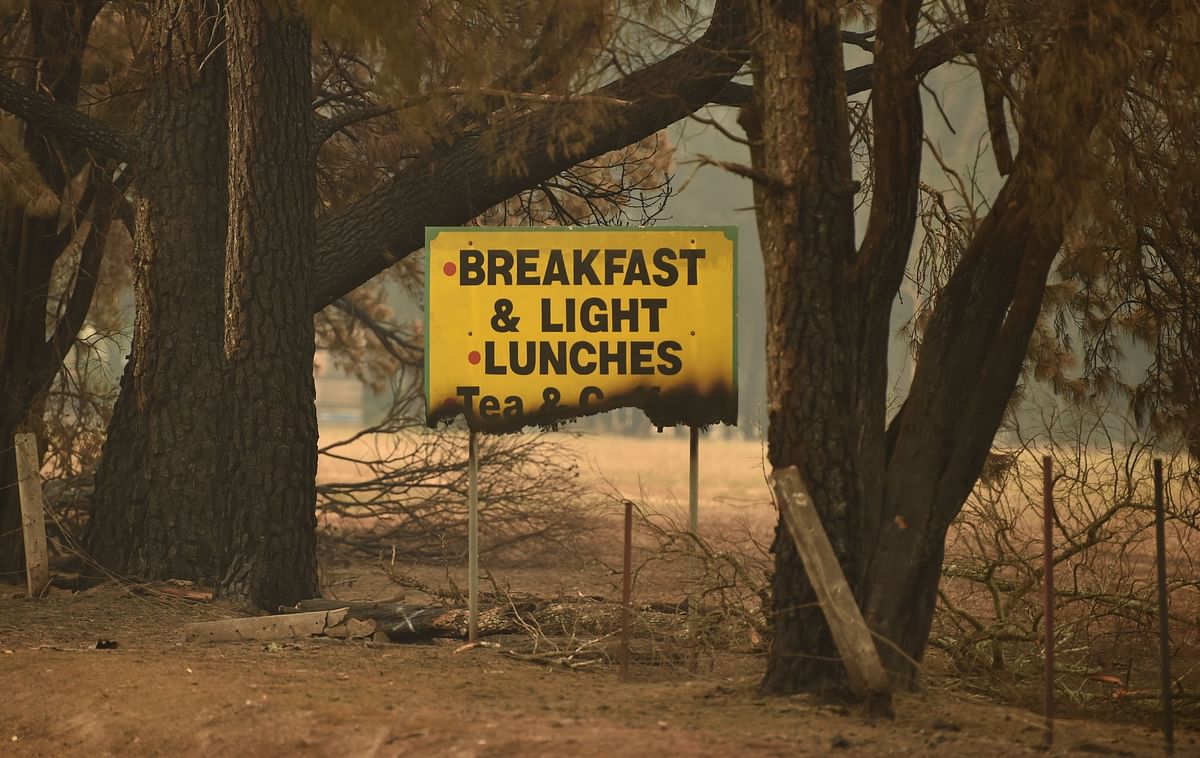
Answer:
(0, 580, 1190, 757)
(2, 431, 1194, 756)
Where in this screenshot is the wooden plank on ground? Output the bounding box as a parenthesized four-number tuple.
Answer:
(13, 433, 50, 597)
(184, 608, 349, 642)
(770, 466, 891, 698)
(324, 618, 379, 639)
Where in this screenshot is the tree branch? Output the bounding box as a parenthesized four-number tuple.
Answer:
(709, 24, 978, 108)
(313, 105, 396, 147)
(965, 0, 1013, 175)
(309, 0, 748, 310)
(0, 73, 136, 161)
(853, 0, 923, 304)
(38, 172, 115, 391)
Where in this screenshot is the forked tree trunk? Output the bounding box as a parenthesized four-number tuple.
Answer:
(84, 0, 230, 582)
(217, 0, 318, 607)
(746, 0, 1130, 694)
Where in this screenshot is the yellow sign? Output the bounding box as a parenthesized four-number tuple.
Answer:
(425, 227, 737, 432)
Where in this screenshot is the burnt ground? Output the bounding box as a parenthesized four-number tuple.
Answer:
(2, 566, 1192, 758)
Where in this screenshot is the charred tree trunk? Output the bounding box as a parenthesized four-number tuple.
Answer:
(747, 0, 1133, 694)
(217, 0, 318, 607)
(84, 0, 229, 582)
(746, 0, 883, 698)
(0, 0, 107, 581)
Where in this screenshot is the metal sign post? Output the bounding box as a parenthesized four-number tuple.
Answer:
(1042, 455, 1055, 748)
(468, 430, 480, 643)
(1154, 459, 1175, 755)
(687, 426, 700, 664)
(425, 226, 740, 650)
(620, 500, 633, 682)
(688, 426, 699, 537)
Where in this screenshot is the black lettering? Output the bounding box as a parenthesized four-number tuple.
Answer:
(509, 341, 535, 375)
(643, 298, 667, 331)
(503, 396, 523, 417)
(579, 386, 604, 408)
(460, 250, 485, 285)
(679, 248, 706, 285)
(516, 249, 539, 285)
(455, 385, 481, 412)
(651, 248, 677, 286)
(599, 341, 627, 375)
(581, 297, 607, 332)
(657, 341, 683, 375)
(630, 341, 655, 375)
(484, 342, 506, 375)
(570, 342, 597, 374)
(610, 299, 638, 332)
(604, 249, 626, 284)
(544, 249, 569, 285)
(625, 249, 650, 285)
(479, 394, 501, 417)
(541, 299, 562, 332)
(563, 297, 576, 331)
(487, 249, 513, 285)
(573, 249, 601, 285)
(540, 340, 567, 374)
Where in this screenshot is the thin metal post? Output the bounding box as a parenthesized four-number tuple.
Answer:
(687, 426, 700, 670)
(688, 426, 699, 537)
(1154, 458, 1175, 755)
(468, 430, 479, 643)
(1042, 454, 1055, 748)
(620, 500, 633, 682)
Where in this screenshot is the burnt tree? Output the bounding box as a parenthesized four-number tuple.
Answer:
(218, 0, 318, 606)
(744, 0, 1174, 693)
(82, 0, 230, 582)
(0, 0, 750, 602)
(0, 0, 112, 582)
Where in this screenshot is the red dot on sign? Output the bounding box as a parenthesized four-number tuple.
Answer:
(443, 261, 457, 276)
(468, 351, 481, 365)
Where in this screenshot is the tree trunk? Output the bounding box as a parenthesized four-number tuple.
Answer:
(216, 0, 318, 607)
(746, 0, 1136, 695)
(84, 0, 230, 582)
(0, 0, 106, 580)
(745, 0, 884, 698)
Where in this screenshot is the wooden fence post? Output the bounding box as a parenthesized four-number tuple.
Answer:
(13, 433, 50, 597)
(770, 466, 891, 701)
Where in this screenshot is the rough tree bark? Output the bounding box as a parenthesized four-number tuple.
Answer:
(747, 0, 1147, 694)
(745, 0, 882, 697)
(217, 0, 318, 607)
(83, 0, 230, 582)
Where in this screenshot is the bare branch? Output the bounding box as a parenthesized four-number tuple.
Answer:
(313, 105, 396, 146)
(853, 0, 924, 307)
(709, 24, 979, 108)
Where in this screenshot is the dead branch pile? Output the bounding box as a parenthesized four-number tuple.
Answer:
(932, 408, 1200, 721)
(316, 381, 598, 564)
(284, 595, 688, 644)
